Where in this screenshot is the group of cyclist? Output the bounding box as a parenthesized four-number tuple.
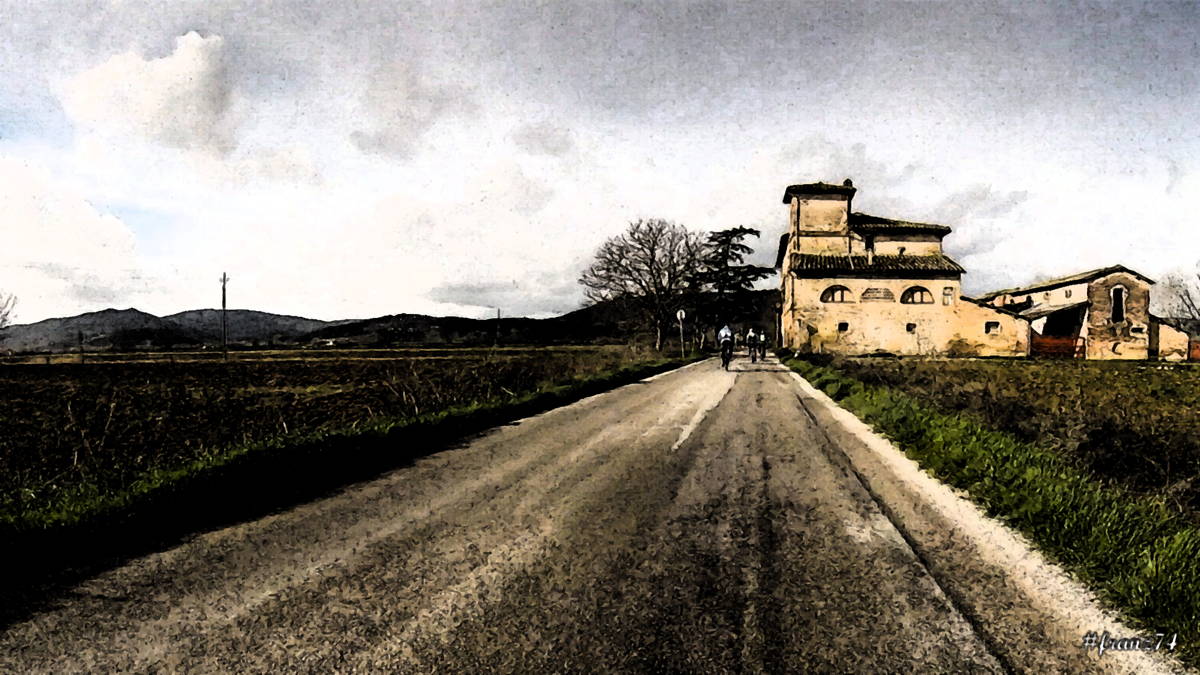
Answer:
(717, 323, 769, 370)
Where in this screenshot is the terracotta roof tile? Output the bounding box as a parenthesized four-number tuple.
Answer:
(849, 212, 951, 236)
(788, 253, 965, 277)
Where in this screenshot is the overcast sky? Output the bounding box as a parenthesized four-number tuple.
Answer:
(2, 0, 1198, 323)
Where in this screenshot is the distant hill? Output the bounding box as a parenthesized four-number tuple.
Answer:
(166, 309, 344, 343)
(300, 297, 643, 347)
(0, 291, 782, 354)
(0, 309, 197, 353)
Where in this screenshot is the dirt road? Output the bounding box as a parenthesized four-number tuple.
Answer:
(0, 357, 1183, 673)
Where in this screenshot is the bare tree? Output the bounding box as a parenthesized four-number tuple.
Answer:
(580, 219, 704, 350)
(0, 292, 15, 329)
(1163, 271, 1200, 320)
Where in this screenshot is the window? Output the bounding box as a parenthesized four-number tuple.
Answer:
(906, 323, 916, 333)
(985, 321, 1000, 334)
(837, 322, 849, 333)
(1131, 326, 1145, 334)
(861, 287, 895, 302)
(942, 287, 954, 305)
(1111, 286, 1126, 323)
(821, 285, 852, 303)
(1065, 289, 1072, 298)
(900, 286, 934, 304)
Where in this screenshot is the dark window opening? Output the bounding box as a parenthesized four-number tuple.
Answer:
(837, 322, 849, 333)
(900, 286, 934, 304)
(1131, 326, 1145, 334)
(1111, 286, 1126, 323)
(821, 285, 852, 303)
(906, 323, 916, 333)
(985, 321, 1000, 334)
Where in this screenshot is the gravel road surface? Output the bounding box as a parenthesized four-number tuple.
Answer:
(0, 356, 1184, 673)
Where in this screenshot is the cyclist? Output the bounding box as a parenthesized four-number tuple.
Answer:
(752, 326, 768, 360)
(717, 324, 734, 370)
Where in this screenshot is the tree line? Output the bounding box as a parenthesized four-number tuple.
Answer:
(578, 219, 774, 351)
(0, 292, 14, 329)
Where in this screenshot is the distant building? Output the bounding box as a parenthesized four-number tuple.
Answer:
(976, 266, 1191, 360)
(775, 179, 1192, 360)
(775, 180, 1027, 357)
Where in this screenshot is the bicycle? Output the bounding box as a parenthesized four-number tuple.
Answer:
(720, 339, 733, 370)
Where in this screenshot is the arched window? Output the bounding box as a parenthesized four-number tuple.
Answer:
(900, 286, 934, 304)
(1111, 285, 1127, 323)
(821, 285, 852, 303)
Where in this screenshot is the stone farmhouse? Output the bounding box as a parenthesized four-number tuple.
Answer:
(774, 179, 1193, 360)
(976, 267, 1191, 360)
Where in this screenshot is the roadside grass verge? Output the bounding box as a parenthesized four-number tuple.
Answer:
(0, 354, 703, 628)
(784, 356, 1200, 667)
(4, 355, 702, 535)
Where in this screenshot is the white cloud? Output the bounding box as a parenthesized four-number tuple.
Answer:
(350, 60, 476, 159)
(0, 156, 152, 322)
(512, 121, 574, 157)
(60, 32, 236, 155)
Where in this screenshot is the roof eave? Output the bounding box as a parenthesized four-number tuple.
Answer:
(782, 183, 857, 203)
(978, 265, 1157, 300)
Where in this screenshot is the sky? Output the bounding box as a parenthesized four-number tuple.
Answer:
(2, 0, 1199, 324)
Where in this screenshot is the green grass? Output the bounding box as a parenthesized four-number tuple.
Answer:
(784, 356, 1200, 666)
(3, 354, 704, 536)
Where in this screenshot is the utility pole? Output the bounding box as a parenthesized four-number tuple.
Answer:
(494, 307, 500, 347)
(676, 309, 686, 360)
(220, 272, 230, 361)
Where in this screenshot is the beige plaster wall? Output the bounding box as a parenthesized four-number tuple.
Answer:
(796, 197, 849, 233)
(873, 241, 942, 256)
(780, 277, 1028, 357)
(988, 281, 1089, 308)
(873, 234, 943, 256)
(1152, 321, 1190, 361)
(793, 234, 852, 256)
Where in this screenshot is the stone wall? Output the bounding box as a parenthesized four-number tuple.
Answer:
(1084, 271, 1152, 360)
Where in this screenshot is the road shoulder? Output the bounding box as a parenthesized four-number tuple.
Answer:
(786, 370, 1190, 675)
